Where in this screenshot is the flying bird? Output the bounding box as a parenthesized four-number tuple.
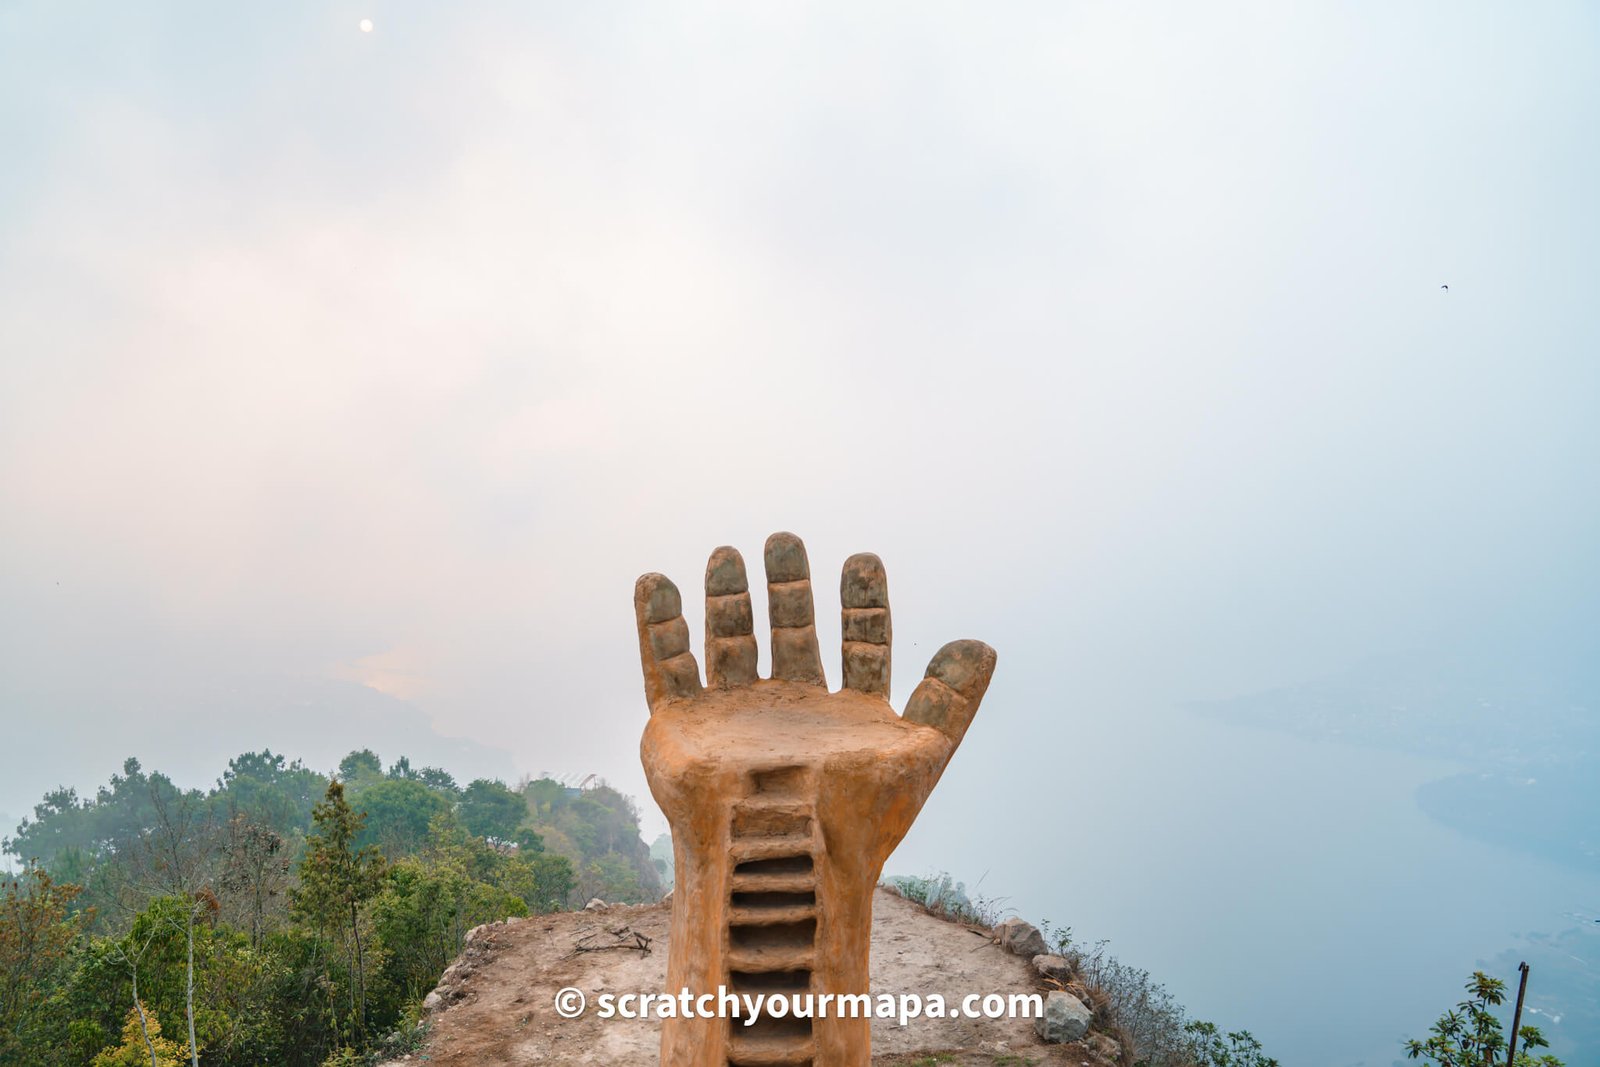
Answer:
(1440, 284, 1449, 291)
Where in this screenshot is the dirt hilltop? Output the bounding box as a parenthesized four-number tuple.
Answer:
(387, 888, 1122, 1066)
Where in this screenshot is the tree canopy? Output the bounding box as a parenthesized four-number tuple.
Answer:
(1, 749, 657, 1067)
(458, 779, 526, 842)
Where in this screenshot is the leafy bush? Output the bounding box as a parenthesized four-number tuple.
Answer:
(90, 1004, 187, 1067)
(1183, 1020, 1278, 1067)
(1404, 970, 1562, 1067)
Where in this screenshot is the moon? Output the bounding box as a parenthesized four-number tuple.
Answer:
(359, 18, 374, 33)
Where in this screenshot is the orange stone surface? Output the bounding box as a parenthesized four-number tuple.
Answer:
(634, 532, 997, 1067)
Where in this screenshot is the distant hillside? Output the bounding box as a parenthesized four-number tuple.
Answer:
(1190, 646, 1600, 769)
(1191, 648, 1600, 875)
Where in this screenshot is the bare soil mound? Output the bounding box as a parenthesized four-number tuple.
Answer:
(390, 888, 1119, 1066)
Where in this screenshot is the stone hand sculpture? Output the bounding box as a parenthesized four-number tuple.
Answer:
(634, 532, 997, 1067)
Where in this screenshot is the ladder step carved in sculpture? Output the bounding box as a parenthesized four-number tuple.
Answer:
(726, 767, 819, 1067)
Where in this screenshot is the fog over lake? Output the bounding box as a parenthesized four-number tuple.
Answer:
(891, 678, 1600, 1065)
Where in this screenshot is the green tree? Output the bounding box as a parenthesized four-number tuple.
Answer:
(91, 761, 189, 859)
(353, 779, 452, 856)
(214, 751, 326, 838)
(63, 894, 287, 1067)
(293, 783, 386, 1044)
(372, 857, 526, 1001)
(413, 766, 459, 795)
(499, 850, 575, 913)
(5, 786, 94, 868)
(458, 779, 527, 842)
(649, 832, 674, 891)
(1404, 971, 1562, 1067)
(578, 854, 646, 904)
(0, 865, 86, 1061)
(65, 904, 193, 1067)
(386, 757, 458, 795)
(522, 781, 659, 903)
(336, 750, 382, 785)
(6, 758, 193, 925)
(252, 925, 343, 1066)
(522, 777, 566, 818)
(128, 781, 218, 1067)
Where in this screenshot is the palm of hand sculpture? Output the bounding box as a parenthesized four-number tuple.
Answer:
(634, 532, 997, 1067)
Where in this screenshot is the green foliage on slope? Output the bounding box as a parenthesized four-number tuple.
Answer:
(0, 749, 659, 1067)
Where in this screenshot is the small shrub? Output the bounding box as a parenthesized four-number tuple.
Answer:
(1066, 936, 1188, 1065)
(883, 872, 1007, 928)
(1039, 918, 1073, 956)
(1403, 970, 1562, 1067)
(318, 1012, 430, 1067)
(1183, 1020, 1278, 1067)
(91, 1004, 187, 1067)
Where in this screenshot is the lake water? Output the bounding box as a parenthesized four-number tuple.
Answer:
(888, 697, 1599, 1065)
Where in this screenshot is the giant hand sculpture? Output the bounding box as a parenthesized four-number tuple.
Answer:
(634, 532, 997, 1067)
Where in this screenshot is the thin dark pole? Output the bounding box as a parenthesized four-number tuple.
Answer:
(1505, 961, 1530, 1066)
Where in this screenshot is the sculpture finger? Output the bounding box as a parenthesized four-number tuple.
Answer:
(704, 546, 758, 688)
(840, 552, 891, 696)
(902, 639, 996, 747)
(764, 531, 826, 686)
(633, 573, 702, 709)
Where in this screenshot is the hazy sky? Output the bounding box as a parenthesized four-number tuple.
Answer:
(2, 7, 1597, 1042)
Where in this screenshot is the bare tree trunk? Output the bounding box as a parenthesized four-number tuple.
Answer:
(132, 969, 159, 1067)
(141, 779, 218, 1067)
(252, 875, 265, 948)
(185, 904, 199, 1067)
(351, 900, 367, 1039)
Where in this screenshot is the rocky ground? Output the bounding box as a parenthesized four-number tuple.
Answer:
(384, 887, 1124, 1066)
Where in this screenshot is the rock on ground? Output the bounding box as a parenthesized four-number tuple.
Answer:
(1032, 953, 1073, 982)
(1034, 990, 1093, 1043)
(996, 917, 1051, 958)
